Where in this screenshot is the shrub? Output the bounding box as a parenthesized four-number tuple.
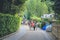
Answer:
(55, 20, 60, 24)
(20, 17, 23, 25)
(0, 0, 27, 15)
(0, 13, 20, 37)
(31, 16, 41, 22)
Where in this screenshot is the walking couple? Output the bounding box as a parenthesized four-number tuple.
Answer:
(28, 20, 37, 30)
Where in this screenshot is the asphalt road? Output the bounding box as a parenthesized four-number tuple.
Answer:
(3, 25, 55, 40)
(19, 27, 55, 40)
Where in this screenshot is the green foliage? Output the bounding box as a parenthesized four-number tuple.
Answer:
(20, 17, 23, 25)
(31, 16, 41, 22)
(53, 0, 60, 20)
(0, 13, 20, 37)
(55, 20, 60, 24)
(50, 0, 55, 1)
(41, 0, 46, 2)
(25, 0, 48, 18)
(45, 0, 54, 13)
(14, 0, 27, 5)
(0, 0, 27, 15)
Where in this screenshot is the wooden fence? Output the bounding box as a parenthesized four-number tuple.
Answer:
(52, 23, 60, 40)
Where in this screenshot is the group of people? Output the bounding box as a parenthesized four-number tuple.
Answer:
(28, 20, 52, 31)
(28, 20, 39, 30)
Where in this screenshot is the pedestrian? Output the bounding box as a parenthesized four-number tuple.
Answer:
(31, 21, 35, 30)
(28, 20, 31, 30)
(33, 21, 36, 30)
(35, 22, 39, 30)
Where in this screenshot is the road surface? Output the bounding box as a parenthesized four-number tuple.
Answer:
(19, 25, 55, 40)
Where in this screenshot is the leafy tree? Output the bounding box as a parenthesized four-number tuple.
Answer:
(44, 0, 54, 13)
(0, 0, 27, 15)
(25, 0, 48, 19)
(53, 0, 60, 19)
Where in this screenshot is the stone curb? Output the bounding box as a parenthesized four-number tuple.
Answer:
(0, 31, 18, 40)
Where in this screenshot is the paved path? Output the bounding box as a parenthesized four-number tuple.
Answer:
(3, 25, 28, 40)
(19, 26, 55, 40)
(3, 25, 55, 40)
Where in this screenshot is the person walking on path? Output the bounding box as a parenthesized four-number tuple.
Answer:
(31, 21, 35, 30)
(28, 20, 31, 30)
(35, 22, 39, 30)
